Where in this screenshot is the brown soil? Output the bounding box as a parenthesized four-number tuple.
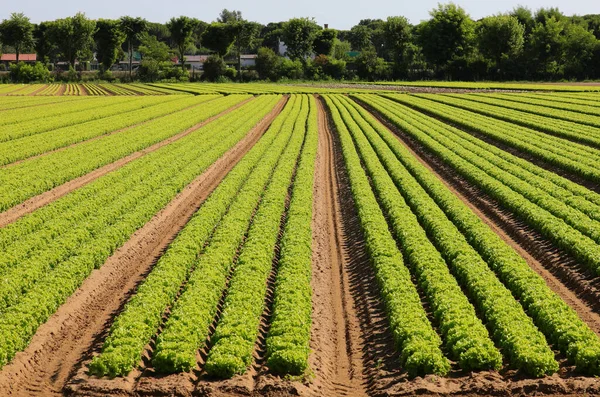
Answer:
(291, 83, 529, 94)
(0, 96, 287, 397)
(79, 84, 89, 96)
(56, 85, 66, 96)
(303, 96, 368, 396)
(0, 96, 255, 228)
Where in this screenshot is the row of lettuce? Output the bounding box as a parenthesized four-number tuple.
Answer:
(0, 95, 282, 368)
(342, 93, 600, 375)
(89, 95, 317, 378)
(0, 95, 247, 212)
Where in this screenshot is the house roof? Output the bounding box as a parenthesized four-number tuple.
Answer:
(240, 54, 257, 59)
(1, 54, 37, 62)
(184, 55, 210, 62)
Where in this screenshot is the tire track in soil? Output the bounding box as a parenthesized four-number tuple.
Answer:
(0, 96, 255, 228)
(0, 96, 288, 397)
(355, 98, 600, 338)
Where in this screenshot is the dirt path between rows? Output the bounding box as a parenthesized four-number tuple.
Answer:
(0, 96, 287, 397)
(0, 96, 255, 228)
(305, 97, 368, 397)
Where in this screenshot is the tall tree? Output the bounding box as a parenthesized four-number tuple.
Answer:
(347, 24, 371, 51)
(383, 16, 412, 64)
(95, 19, 125, 72)
(217, 10, 261, 80)
(48, 13, 96, 68)
(417, 3, 475, 71)
(202, 23, 234, 57)
(217, 9, 243, 24)
(34, 21, 57, 63)
(167, 16, 200, 70)
(0, 13, 34, 62)
(313, 28, 337, 55)
(282, 17, 320, 61)
(477, 15, 525, 71)
(120, 16, 147, 78)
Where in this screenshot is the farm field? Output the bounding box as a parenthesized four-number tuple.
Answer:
(1, 85, 600, 397)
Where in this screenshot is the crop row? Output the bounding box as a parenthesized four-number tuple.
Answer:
(353, 94, 600, 374)
(0, 96, 124, 132)
(364, 94, 600, 276)
(0, 96, 207, 166)
(64, 83, 82, 96)
(89, 95, 296, 377)
(265, 96, 317, 376)
(151, 95, 306, 374)
(386, 94, 600, 184)
(0, 95, 77, 111)
(326, 96, 451, 377)
(0, 95, 281, 369)
(0, 95, 249, 212)
(438, 93, 600, 148)
(204, 96, 311, 378)
(333, 95, 559, 376)
(410, 94, 600, 165)
(328, 95, 502, 371)
(471, 92, 600, 118)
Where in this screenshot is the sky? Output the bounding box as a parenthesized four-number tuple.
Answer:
(1, 0, 598, 29)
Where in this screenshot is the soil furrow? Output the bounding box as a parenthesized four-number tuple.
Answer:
(0, 96, 285, 397)
(0, 96, 255, 228)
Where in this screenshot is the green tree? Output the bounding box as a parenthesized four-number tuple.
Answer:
(120, 16, 148, 79)
(217, 11, 261, 80)
(563, 22, 599, 78)
(417, 3, 476, 71)
(331, 39, 351, 60)
(529, 16, 565, 77)
(202, 54, 227, 81)
(477, 15, 525, 71)
(261, 22, 284, 53)
(511, 6, 535, 36)
(167, 16, 200, 70)
(138, 33, 172, 82)
(34, 22, 57, 64)
(48, 13, 96, 68)
(217, 9, 243, 24)
(255, 46, 280, 80)
(95, 19, 125, 72)
(0, 13, 34, 62)
(313, 28, 337, 55)
(355, 48, 391, 80)
(347, 24, 371, 50)
(282, 17, 320, 61)
(383, 16, 412, 63)
(202, 23, 234, 57)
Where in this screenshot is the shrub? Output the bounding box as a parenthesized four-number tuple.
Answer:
(9, 62, 51, 83)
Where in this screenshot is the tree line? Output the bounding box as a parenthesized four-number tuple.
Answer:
(1, 4, 599, 83)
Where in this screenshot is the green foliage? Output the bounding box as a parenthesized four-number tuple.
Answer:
(138, 34, 175, 82)
(313, 28, 337, 55)
(95, 19, 126, 72)
(279, 58, 304, 79)
(256, 47, 281, 81)
(416, 3, 476, 68)
(477, 15, 525, 67)
(202, 55, 227, 81)
(0, 12, 34, 61)
(48, 12, 96, 67)
(151, 96, 289, 373)
(355, 48, 391, 80)
(202, 23, 234, 57)
(282, 17, 320, 61)
(8, 62, 51, 83)
(167, 16, 200, 69)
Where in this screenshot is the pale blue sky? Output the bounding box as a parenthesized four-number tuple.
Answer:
(2, 0, 598, 29)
